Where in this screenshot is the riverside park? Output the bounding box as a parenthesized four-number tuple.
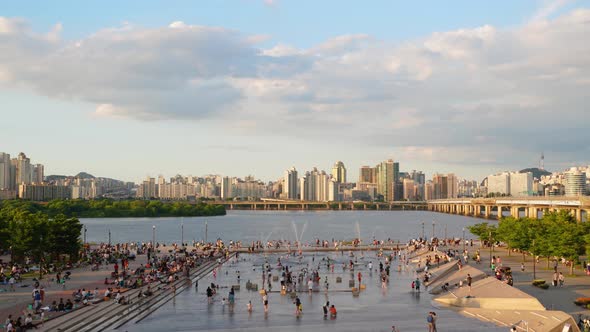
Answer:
(1, 209, 589, 332)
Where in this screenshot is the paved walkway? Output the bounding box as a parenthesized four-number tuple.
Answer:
(0, 253, 149, 328)
(461, 243, 590, 316)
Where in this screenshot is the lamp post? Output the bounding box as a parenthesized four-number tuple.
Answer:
(205, 220, 208, 243)
(108, 229, 111, 247)
(39, 234, 44, 280)
(83, 226, 87, 247)
(489, 230, 493, 271)
(462, 227, 466, 252)
(532, 240, 537, 280)
(152, 225, 156, 247)
(181, 218, 184, 248)
(421, 221, 425, 240)
(444, 225, 447, 242)
(432, 221, 435, 239)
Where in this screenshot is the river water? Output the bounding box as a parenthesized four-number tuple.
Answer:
(80, 210, 484, 245)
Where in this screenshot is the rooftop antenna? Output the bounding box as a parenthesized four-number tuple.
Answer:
(539, 152, 545, 170)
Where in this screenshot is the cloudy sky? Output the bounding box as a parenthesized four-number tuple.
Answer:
(1, 0, 589, 183)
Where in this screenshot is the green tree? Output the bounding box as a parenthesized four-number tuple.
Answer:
(467, 222, 497, 247)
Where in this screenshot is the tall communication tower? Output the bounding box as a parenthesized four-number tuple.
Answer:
(540, 152, 545, 170)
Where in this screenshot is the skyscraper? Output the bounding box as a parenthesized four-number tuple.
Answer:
(331, 161, 347, 183)
(284, 167, 298, 200)
(376, 159, 396, 202)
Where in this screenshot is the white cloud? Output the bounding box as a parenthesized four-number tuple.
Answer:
(530, 0, 573, 22)
(1, 9, 589, 169)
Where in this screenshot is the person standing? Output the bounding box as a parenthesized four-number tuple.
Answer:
(206, 286, 213, 303)
(262, 291, 269, 313)
(558, 272, 565, 287)
(552, 272, 558, 287)
(357, 272, 362, 286)
(294, 296, 302, 317)
(308, 278, 313, 294)
(431, 311, 438, 331)
(427, 312, 434, 332)
(467, 274, 473, 295)
(323, 301, 330, 317)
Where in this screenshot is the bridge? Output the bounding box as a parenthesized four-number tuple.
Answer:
(208, 200, 428, 211)
(427, 197, 590, 222)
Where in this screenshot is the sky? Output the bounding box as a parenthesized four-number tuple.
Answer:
(1, 0, 589, 183)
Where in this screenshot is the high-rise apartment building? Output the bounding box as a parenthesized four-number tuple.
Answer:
(300, 168, 330, 202)
(136, 177, 156, 199)
(19, 184, 71, 201)
(510, 172, 533, 196)
(331, 161, 347, 183)
(32, 164, 44, 184)
(15, 152, 32, 186)
(409, 170, 425, 200)
(359, 166, 377, 184)
(221, 176, 232, 199)
(487, 172, 510, 195)
(0, 152, 10, 190)
(432, 173, 458, 199)
(565, 168, 587, 196)
(403, 178, 416, 201)
(284, 167, 298, 200)
(487, 171, 533, 196)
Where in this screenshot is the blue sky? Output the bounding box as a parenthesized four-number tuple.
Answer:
(1, 0, 589, 182)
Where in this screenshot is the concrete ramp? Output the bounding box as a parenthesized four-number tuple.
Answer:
(428, 265, 485, 295)
(458, 308, 580, 332)
(424, 260, 457, 287)
(434, 277, 545, 310)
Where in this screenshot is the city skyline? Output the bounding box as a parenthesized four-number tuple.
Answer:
(2, 1, 590, 182)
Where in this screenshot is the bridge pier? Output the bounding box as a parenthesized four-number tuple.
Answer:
(484, 205, 491, 218)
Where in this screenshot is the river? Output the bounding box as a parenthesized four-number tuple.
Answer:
(80, 210, 484, 244)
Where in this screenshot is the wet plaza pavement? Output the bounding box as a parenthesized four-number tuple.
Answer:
(120, 251, 506, 332)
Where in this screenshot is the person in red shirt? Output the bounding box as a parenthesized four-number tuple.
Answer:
(357, 272, 362, 285)
(329, 304, 337, 318)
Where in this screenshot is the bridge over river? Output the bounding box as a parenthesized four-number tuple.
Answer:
(428, 196, 590, 222)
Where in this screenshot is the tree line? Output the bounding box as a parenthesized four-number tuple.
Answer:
(468, 210, 590, 275)
(0, 199, 226, 218)
(0, 199, 226, 265)
(0, 205, 82, 264)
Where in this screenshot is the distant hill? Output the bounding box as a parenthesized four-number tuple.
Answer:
(75, 172, 95, 179)
(46, 172, 97, 181)
(520, 168, 551, 179)
(45, 175, 69, 182)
